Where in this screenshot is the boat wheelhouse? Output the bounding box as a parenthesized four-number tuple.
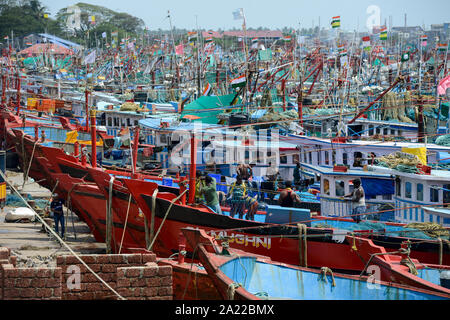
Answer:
(300, 163, 395, 220)
(369, 165, 450, 227)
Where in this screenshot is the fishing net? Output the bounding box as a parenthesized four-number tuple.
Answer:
(381, 92, 415, 123)
(435, 134, 450, 146)
(376, 152, 421, 173)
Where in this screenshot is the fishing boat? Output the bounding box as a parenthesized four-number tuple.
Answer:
(347, 235, 450, 296)
(180, 227, 449, 300)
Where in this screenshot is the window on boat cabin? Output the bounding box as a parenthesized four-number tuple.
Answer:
(335, 180, 345, 197)
(245, 150, 250, 161)
(113, 117, 119, 127)
(383, 128, 388, 135)
(382, 194, 392, 200)
(369, 125, 374, 135)
(257, 151, 263, 163)
(332, 151, 336, 164)
(343, 153, 348, 165)
(376, 127, 381, 134)
(324, 151, 329, 165)
(416, 183, 424, 201)
(280, 155, 287, 164)
(107, 117, 112, 127)
(308, 151, 312, 164)
(353, 152, 363, 167)
(443, 184, 450, 205)
(324, 179, 330, 195)
(405, 182, 412, 198)
(430, 187, 439, 203)
(134, 120, 138, 126)
(127, 118, 131, 127)
(395, 177, 401, 197)
(317, 147, 322, 164)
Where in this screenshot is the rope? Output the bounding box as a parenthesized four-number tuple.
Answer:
(149, 188, 159, 248)
(297, 223, 307, 267)
(0, 170, 125, 300)
(118, 194, 132, 254)
(147, 189, 188, 251)
(227, 282, 242, 300)
(320, 267, 336, 287)
(22, 140, 38, 190)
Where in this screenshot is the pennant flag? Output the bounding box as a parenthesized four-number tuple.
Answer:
(205, 37, 213, 43)
(331, 16, 341, 29)
(175, 44, 184, 56)
(202, 82, 212, 96)
(283, 35, 292, 42)
(230, 74, 246, 88)
(338, 45, 347, 56)
(380, 27, 388, 40)
(438, 74, 450, 96)
(421, 35, 428, 46)
(362, 36, 371, 51)
(233, 8, 244, 20)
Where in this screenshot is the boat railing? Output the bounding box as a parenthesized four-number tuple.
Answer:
(320, 195, 391, 219)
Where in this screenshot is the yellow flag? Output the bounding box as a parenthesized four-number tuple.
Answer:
(402, 147, 427, 165)
(65, 130, 78, 144)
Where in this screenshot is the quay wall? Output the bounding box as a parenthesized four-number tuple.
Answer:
(0, 247, 173, 300)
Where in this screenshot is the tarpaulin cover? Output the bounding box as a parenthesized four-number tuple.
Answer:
(360, 178, 394, 196)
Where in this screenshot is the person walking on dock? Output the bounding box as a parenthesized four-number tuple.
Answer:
(50, 193, 65, 239)
(344, 179, 366, 223)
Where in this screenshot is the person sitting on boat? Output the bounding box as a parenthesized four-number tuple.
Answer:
(278, 181, 302, 208)
(199, 175, 222, 214)
(237, 163, 253, 181)
(227, 176, 258, 221)
(50, 193, 65, 239)
(343, 179, 366, 223)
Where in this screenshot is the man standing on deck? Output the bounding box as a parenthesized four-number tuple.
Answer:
(50, 193, 65, 239)
(199, 175, 222, 214)
(343, 179, 366, 223)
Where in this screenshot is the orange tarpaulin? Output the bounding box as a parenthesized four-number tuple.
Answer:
(18, 43, 74, 56)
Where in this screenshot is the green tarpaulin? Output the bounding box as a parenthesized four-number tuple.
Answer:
(258, 49, 272, 61)
(181, 94, 241, 124)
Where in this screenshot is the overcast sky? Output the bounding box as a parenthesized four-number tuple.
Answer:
(40, 0, 450, 31)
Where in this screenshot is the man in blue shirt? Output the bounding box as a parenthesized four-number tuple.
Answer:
(50, 193, 65, 239)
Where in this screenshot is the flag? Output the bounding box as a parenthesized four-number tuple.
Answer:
(401, 52, 410, 62)
(421, 35, 428, 47)
(111, 31, 118, 37)
(251, 38, 259, 49)
(380, 27, 387, 40)
(438, 75, 450, 96)
(25, 42, 32, 46)
(90, 15, 96, 25)
(3, 36, 8, 40)
(175, 44, 184, 56)
(102, 32, 107, 39)
(202, 82, 212, 96)
(188, 31, 197, 42)
(83, 50, 96, 65)
(233, 8, 244, 20)
(362, 36, 371, 51)
(205, 37, 213, 43)
(338, 45, 347, 56)
(283, 35, 292, 42)
(331, 16, 341, 28)
(43, 13, 49, 19)
(230, 74, 246, 88)
(437, 43, 448, 51)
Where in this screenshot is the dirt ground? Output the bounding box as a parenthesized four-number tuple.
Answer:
(0, 170, 105, 267)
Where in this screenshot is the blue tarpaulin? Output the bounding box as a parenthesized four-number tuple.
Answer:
(361, 178, 394, 197)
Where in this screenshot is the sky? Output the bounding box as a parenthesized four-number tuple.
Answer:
(40, 0, 450, 32)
